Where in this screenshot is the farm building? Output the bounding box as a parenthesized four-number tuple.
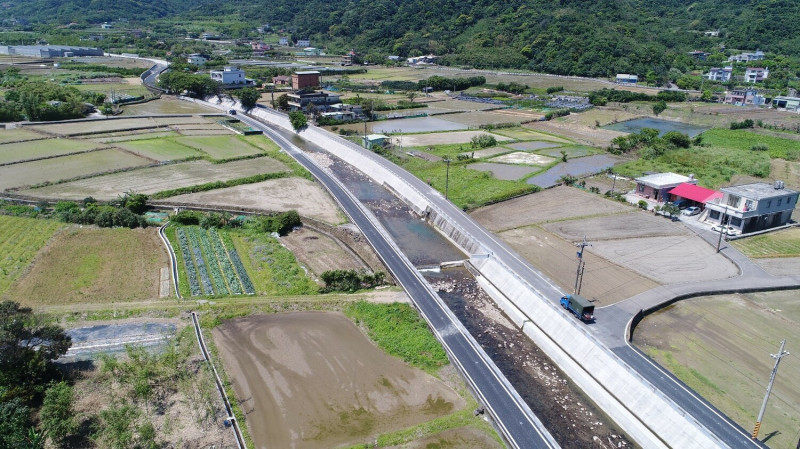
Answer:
(635, 172, 697, 203)
(362, 134, 389, 149)
(615, 74, 638, 85)
(705, 182, 798, 233)
(668, 183, 722, 209)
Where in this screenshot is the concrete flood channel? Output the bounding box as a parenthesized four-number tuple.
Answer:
(286, 131, 632, 448)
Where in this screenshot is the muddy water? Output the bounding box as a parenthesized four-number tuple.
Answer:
(280, 127, 633, 448)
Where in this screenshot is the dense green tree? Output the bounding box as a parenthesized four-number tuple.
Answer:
(0, 302, 71, 402)
(289, 111, 308, 132)
(236, 87, 261, 111)
(653, 100, 667, 116)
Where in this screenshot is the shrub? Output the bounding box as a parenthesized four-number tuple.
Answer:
(730, 119, 754, 130)
(546, 86, 564, 94)
(320, 269, 386, 293)
(663, 131, 691, 148)
(171, 210, 202, 225)
(750, 144, 769, 152)
(638, 200, 648, 209)
(470, 134, 497, 149)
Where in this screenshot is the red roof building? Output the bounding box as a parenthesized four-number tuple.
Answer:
(668, 183, 722, 206)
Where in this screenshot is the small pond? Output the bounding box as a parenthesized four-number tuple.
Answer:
(603, 117, 708, 137)
(527, 154, 621, 188)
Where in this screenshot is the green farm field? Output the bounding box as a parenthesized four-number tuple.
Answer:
(114, 138, 203, 161)
(0, 128, 46, 144)
(0, 215, 64, 296)
(0, 148, 152, 191)
(635, 291, 800, 449)
(614, 127, 799, 189)
(3, 226, 169, 306)
(0, 138, 102, 164)
(230, 229, 318, 296)
(23, 157, 289, 200)
(27, 118, 164, 136)
(175, 135, 263, 160)
(733, 227, 800, 258)
(490, 127, 571, 143)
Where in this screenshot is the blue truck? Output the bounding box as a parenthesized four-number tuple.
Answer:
(560, 294, 595, 322)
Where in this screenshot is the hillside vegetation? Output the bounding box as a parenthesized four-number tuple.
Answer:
(4, 0, 799, 81)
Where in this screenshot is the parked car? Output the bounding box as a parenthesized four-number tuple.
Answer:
(228, 109, 237, 115)
(672, 199, 689, 210)
(711, 224, 740, 236)
(682, 206, 701, 216)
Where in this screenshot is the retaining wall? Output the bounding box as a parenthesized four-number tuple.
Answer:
(186, 95, 729, 448)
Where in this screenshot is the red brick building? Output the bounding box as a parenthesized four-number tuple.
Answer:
(292, 71, 320, 90)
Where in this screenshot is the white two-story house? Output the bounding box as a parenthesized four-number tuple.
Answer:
(705, 182, 798, 233)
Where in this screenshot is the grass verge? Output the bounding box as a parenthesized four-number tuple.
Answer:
(732, 227, 800, 258)
(0, 215, 65, 296)
(344, 301, 449, 375)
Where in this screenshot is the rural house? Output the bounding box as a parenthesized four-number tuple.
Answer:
(210, 66, 254, 86)
(705, 182, 798, 233)
(635, 172, 697, 203)
(745, 67, 769, 83)
(728, 50, 765, 62)
(705, 67, 732, 82)
(772, 96, 800, 112)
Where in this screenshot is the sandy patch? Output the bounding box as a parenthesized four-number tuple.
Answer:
(213, 312, 465, 449)
(466, 146, 512, 158)
(395, 130, 512, 147)
(159, 178, 341, 224)
(489, 152, 555, 165)
(471, 185, 631, 231)
(589, 235, 739, 284)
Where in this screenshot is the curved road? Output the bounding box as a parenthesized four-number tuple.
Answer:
(236, 114, 559, 449)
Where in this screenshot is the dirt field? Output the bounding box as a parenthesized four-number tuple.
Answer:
(158, 178, 342, 224)
(0, 137, 101, 164)
(526, 119, 627, 147)
(471, 185, 631, 231)
(498, 225, 658, 304)
(280, 227, 366, 282)
(394, 130, 512, 147)
(635, 291, 800, 449)
(23, 157, 288, 200)
(0, 149, 152, 190)
(384, 428, 502, 449)
(212, 312, 466, 449)
(3, 226, 169, 306)
(472, 186, 739, 302)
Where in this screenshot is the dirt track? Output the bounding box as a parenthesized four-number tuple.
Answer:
(212, 312, 465, 449)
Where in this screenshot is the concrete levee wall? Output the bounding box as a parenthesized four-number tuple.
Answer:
(185, 95, 728, 448)
(472, 257, 727, 449)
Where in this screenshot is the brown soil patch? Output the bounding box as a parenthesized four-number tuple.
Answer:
(634, 291, 800, 449)
(470, 185, 631, 232)
(4, 226, 168, 306)
(497, 226, 657, 304)
(489, 152, 555, 165)
(158, 178, 343, 224)
(212, 312, 465, 449)
(280, 227, 366, 283)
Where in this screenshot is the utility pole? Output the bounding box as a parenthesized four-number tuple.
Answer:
(753, 340, 789, 440)
(574, 236, 591, 295)
(716, 204, 729, 253)
(444, 157, 451, 200)
(610, 171, 617, 195)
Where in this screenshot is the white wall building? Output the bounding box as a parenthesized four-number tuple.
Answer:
(210, 66, 250, 85)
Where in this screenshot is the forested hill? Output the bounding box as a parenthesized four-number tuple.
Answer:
(3, 0, 799, 77)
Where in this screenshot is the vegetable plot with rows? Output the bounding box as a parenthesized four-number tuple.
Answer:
(173, 226, 255, 296)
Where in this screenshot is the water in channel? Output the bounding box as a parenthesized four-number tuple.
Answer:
(280, 127, 632, 448)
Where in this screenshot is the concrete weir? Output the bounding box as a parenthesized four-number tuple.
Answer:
(193, 97, 729, 448)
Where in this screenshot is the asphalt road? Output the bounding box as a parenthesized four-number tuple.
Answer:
(237, 114, 559, 449)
